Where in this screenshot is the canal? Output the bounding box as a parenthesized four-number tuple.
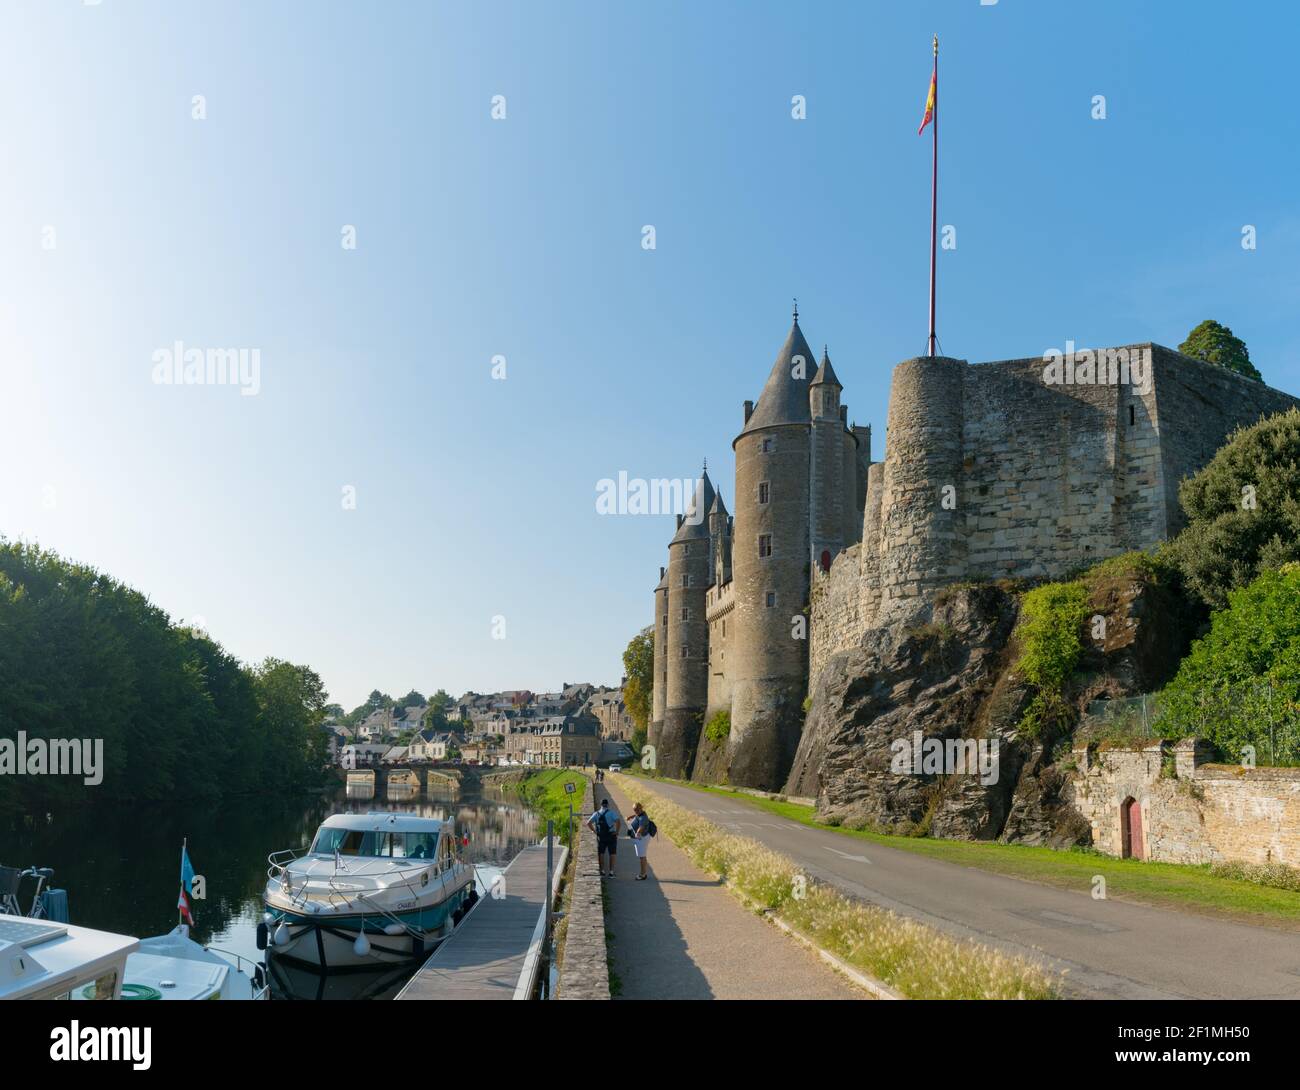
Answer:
(1, 776, 543, 999)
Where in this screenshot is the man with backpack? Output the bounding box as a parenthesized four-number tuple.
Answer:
(586, 796, 621, 877)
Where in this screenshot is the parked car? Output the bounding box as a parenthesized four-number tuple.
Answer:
(608, 764, 622, 773)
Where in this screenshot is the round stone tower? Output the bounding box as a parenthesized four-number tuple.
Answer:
(649, 565, 668, 751)
(727, 311, 815, 789)
(661, 468, 715, 778)
(878, 355, 967, 619)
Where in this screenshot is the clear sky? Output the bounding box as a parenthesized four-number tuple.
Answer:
(2, 1, 1297, 711)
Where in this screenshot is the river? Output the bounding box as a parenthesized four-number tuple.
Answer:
(1, 776, 543, 999)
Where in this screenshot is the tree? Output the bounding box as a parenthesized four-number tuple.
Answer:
(1164, 407, 1300, 608)
(622, 630, 654, 735)
(1178, 319, 1262, 381)
(422, 689, 454, 732)
(1158, 565, 1300, 765)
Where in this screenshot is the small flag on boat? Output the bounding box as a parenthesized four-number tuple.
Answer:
(178, 841, 196, 925)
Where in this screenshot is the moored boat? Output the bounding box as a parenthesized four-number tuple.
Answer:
(262, 812, 476, 969)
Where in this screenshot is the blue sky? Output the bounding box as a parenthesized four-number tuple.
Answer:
(2, 1, 1297, 710)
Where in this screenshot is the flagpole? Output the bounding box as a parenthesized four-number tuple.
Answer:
(928, 34, 938, 358)
(179, 838, 186, 926)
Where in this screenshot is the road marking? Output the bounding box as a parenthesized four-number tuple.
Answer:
(823, 846, 871, 864)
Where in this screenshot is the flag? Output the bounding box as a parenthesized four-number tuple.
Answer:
(178, 842, 195, 925)
(918, 67, 936, 135)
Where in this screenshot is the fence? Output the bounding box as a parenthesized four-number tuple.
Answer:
(1080, 680, 1300, 767)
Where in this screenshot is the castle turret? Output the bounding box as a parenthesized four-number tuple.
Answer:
(810, 347, 847, 577)
(649, 565, 668, 750)
(727, 309, 815, 789)
(708, 492, 732, 587)
(661, 467, 715, 777)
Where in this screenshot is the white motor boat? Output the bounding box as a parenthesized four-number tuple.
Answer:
(262, 812, 476, 969)
(0, 863, 267, 1000)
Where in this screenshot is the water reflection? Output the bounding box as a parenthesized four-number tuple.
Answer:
(2, 777, 540, 1000)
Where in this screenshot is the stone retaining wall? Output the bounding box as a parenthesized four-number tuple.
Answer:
(557, 778, 610, 1000)
(1069, 738, 1300, 867)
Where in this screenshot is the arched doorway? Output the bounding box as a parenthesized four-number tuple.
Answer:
(1120, 796, 1145, 860)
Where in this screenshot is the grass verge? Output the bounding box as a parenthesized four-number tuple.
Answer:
(622, 778, 1060, 999)
(508, 769, 587, 846)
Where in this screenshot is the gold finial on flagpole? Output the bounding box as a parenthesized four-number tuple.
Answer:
(933, 34, 939, 55)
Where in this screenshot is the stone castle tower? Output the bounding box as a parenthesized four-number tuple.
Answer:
(650, 307, 870, 786)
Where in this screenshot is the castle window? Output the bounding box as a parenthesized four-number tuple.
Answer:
(761, 437, 775, 453)
(681, 573, 690, 588)
(722, 620, 726, 637)
(1129, 404, 1136, 426)
(680, 646, 688, 658)
(680, 607, 689, 622)
(765, 591, 776, 608)
(758, 534, 773, 558)
(758, 481, 770, 504)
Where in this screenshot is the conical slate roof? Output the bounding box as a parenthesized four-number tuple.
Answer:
(709, 490, 728, 516)
(811, 346, 841, 388)
(670, 468, 716, 544)
(740, 316, 817, 436)
(654, 566, 668, 591)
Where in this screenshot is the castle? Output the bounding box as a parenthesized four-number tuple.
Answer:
(649, 311, 1300, 791)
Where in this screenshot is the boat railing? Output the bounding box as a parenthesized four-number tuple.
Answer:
(266, 847, 308, 884)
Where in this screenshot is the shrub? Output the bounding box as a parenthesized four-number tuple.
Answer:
(704, 710, 731, 744)
(1014, 581, 1090, 738)
(1155, 564, 1300, 764)
(1164, 408, 1300, 609)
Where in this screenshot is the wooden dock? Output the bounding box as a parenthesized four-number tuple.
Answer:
(395, 839, 568, 1001)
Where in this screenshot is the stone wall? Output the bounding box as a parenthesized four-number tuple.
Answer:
(557, 777, 610, 1000)
(809, 543, 862, 684)
(813, 342, 1300, 684)
(1069, 739, 1300, 867)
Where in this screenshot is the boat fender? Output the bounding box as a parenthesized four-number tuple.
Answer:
(256, 921, 269, 950)
(273, 921, 291, 947)
(353, 932, 371, 958)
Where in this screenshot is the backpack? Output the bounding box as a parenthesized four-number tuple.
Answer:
(601, 809, 619, 834)
(646, 818, 657, 838)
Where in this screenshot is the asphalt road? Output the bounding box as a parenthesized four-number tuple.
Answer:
(619, 776, 1300, 999)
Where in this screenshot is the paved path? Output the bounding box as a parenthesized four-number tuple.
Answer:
(599, 781, 862, 1000)
(622, 777, 1300, 999)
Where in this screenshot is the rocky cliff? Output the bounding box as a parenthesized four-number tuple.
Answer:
(784, 560, 1198, 844)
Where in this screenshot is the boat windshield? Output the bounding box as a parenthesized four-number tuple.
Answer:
(309, 828, 442, 859)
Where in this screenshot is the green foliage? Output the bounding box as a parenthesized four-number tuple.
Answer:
(621, 630, 654, 731)
(1178, 319, 1262, 381)
(1163, 408, 1300, 609)
(1014, 581, 1090, 738)
(421, 689, 454, 731)
(0, 540, 332, 818)
(704, 710, 731, 744)
(1156, 565, 1300, 764)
